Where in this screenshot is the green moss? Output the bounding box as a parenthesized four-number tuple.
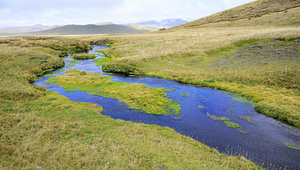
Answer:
(296, 46, 300, 51)
(44, 74, 55, 77)
(239, 130, 249, 134)
(235, 115, 255, 122)
(284, 142, 300, 150)
(93, 57, 112, 66)
(224, 121, 242, 128)
(198, 105, 207, 109)
(234, 38, 260, 47)
(180, 92, 190, 96)
(47, 69, 181, 115)
(71, 54, 96, 60)
(65, 60, 82, 64)
(206, 113, 230, 121)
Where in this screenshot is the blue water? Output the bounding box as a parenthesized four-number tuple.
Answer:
(34, 45, 300, 170)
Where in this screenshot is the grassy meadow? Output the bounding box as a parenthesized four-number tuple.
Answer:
(84, 4, 300, 129)
(1, 0, 300, 168)
(0, 36, 262, 168)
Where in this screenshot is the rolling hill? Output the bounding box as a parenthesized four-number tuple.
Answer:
(0, 24, 50, 34)
(27, 24, 152, 35)
(176, 0, 300, 28)
(134, 18, 188, 27)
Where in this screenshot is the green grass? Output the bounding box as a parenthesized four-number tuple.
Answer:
(100, 36, 300, 129)
(0, 91, 261, 169)
(93, 57, 113, 66)
(71, 53, 96, 60)
(47, 69, 181, 115)
(65, 60, 82, 64)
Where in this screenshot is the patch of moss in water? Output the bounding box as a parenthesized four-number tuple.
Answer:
(65, 60, 81, 64)
(206, 113, 230, 121)
(198, 105, 207, 109)
(239, 130, 249, 134)
(44, 74, 55, 77)
(221, 92, 252, 105)
(236, 115, 256, 122)
(284, 142, 300, 150)
(224, 121, 242, 128)
(46, 69, 181, 115)
(71, 54, 96, 60)
(180, 92, 189, 96)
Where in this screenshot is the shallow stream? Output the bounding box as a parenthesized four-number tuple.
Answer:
(34, 45, 300, 170)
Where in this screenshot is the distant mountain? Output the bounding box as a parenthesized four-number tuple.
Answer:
(0, 24, 50, 34)
(135, 19, 188, 27)
(94, 22, 114, 26)
(27, 24, 152, 35)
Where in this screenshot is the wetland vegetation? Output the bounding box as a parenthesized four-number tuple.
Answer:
(0, 36, 261, 169)
(47, 69, 181, 115)
(1, 0, 300, 168)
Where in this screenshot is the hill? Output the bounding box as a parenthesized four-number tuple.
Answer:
(27, 24, 151, 35)
(0, 24, 49, 34)
(134, 18, 188, 27)
(177, 0, 300, 28)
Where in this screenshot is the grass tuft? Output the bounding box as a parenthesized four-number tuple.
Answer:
(71, 53, 96, 60)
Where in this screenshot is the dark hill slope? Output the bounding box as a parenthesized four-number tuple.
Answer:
(178, 0, 300, 28)
(29, 24, 150, 35)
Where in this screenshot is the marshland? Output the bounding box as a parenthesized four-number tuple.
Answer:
(1, 0, 300, 169)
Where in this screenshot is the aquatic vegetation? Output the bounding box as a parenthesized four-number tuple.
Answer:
(71, 53, 96, 60)
(47, 69, 181, 115)
(239, 130, 249, 134)
(224, 121, 242, 128)
(236, 115, 256, 123)
(65, 60, 81, 64)
(198, 105, 207, 109)
(206, 113, 230, 121)
(44, 74, 55, 77)
(284, 142, 300, 150)
(180, 92, 190, 96)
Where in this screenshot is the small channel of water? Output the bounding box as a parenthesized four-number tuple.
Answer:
(34, 45, 300, 170)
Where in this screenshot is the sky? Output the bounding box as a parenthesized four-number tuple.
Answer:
(0, 0, 255, 28)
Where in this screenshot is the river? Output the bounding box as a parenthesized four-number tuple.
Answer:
(34, 45, 300, 170)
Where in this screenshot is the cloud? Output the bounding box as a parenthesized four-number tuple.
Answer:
(0, 0, 256, 28)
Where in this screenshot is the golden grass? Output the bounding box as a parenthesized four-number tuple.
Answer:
(177, 0, 300, 28)
(0, 91, 262, 169)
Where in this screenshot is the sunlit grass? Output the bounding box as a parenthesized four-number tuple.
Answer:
(0, 91, 261, 169)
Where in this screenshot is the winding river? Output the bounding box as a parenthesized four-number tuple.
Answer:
(34, 45, 300, 170)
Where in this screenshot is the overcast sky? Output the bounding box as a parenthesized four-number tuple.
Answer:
(0, 0, 255, 28)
